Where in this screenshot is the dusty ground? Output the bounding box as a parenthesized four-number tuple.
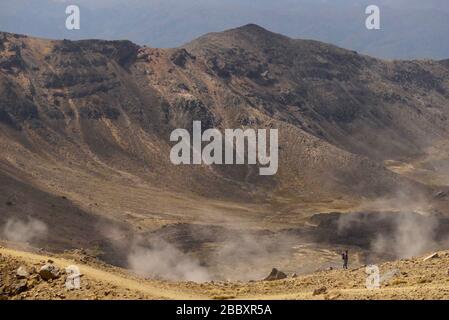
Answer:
(2, 245, 449, 300)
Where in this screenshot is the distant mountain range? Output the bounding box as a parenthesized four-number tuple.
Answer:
(0, 0, 448, 59)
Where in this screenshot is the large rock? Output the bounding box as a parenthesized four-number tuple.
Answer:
(264, 268, 287, 281)
(16, 266, 29, 279)
(39, 264, 60, 281)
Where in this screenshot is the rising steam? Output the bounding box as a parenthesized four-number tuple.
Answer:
(127, 238, 211, 282)
(2, 217, 48, 243)
(371, 213, 444, 259)
(338, 188, 449, 260)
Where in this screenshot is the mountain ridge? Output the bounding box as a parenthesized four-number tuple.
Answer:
(1, 25, 449, 269)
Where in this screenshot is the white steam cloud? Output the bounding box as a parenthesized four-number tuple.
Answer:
(371, 213, 445, 259)
(338, 188, 449, 260)
(2, 217, 48, 243)
(127, 239, 211, 282)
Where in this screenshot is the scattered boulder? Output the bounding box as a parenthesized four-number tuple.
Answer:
(290, 273, 297, 278)
(16, 266, 29, 279)
(313, 287, 327, 296)
(264, 268, 287, 281)
(11, 279, 28, 295)
(423, 253, 439, 261)
(39, 264, 60, 281)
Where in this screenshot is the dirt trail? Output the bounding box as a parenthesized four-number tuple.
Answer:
(3, 246, 449, 300)
(0, 247, 207, 300)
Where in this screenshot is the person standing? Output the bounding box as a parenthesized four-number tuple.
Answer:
(342, 250, 349, 269)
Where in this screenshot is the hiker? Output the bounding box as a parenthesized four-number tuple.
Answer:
(342, 250, 349, 269)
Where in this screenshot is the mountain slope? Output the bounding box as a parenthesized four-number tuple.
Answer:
(1, 25, 449, 265)
(185, 24, 449, 160)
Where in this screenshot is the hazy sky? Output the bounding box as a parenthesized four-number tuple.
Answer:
(0, 0, 448, 59)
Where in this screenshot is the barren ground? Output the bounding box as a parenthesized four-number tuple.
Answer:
(2, 245, 449, 300)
